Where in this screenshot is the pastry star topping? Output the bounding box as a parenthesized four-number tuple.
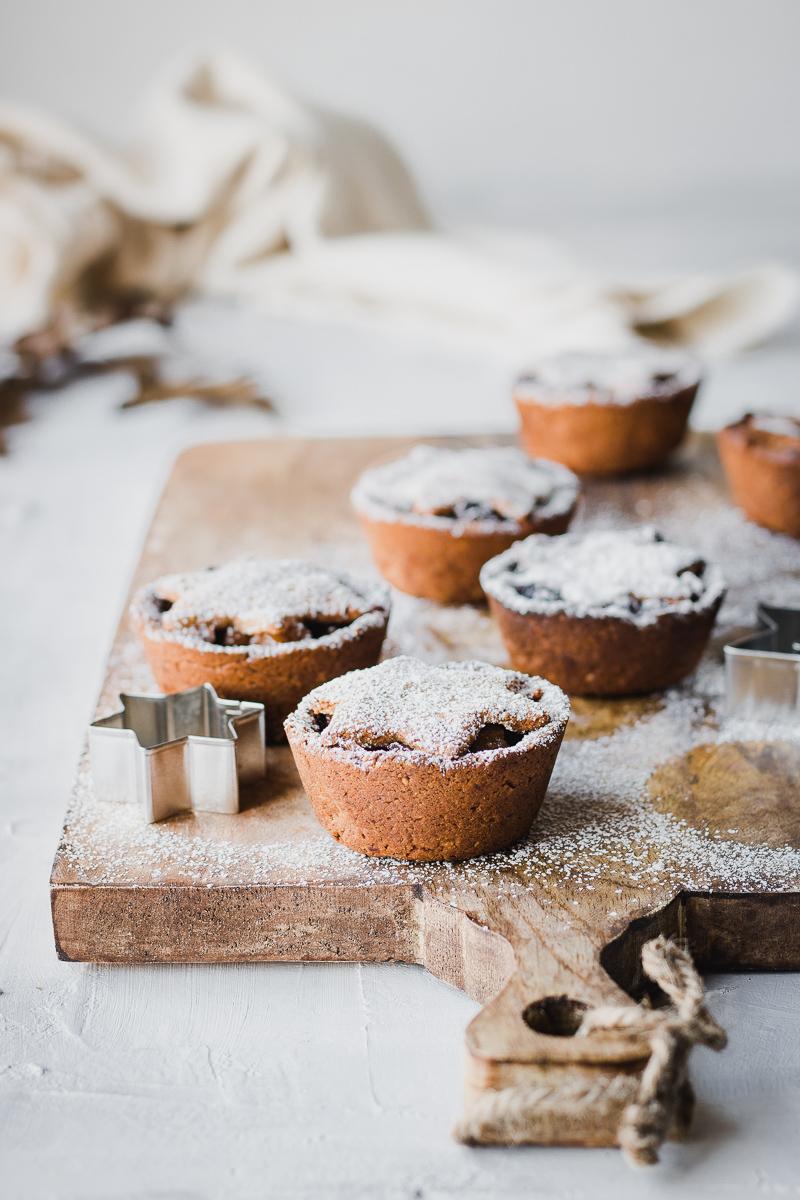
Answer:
(301, 656, 569, 760)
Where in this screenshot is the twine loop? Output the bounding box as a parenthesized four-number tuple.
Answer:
(455, 935, 727, 1167)
(577, 934, 727, 1165)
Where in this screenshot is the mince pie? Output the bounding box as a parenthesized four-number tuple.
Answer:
(717, 413, 800, 538)
(285, 656, 569, 861)
(351, 444, 579, 603)
(481, 527, 725, 695)
(514, 350, 702, 476)
(131, 559, 390, 741)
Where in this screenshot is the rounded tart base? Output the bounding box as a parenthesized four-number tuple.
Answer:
(487, 598, 722, 697)
(357, 508, 575, 605)
(284, 726, 567, 862)
(134, 617, 388, 743)
(515, 386, 697, 477)
(717, 418, 800, 538)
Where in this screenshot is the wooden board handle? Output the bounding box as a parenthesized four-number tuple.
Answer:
(425, 886, 725, 1157)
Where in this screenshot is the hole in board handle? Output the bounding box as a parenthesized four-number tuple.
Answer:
(522, 995, 589, 1037)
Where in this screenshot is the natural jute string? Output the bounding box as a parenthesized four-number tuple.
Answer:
(454, 935, 727, 1167)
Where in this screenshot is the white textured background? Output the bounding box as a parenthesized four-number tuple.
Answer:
(2, 3, 800, 1198)
(0, 0, 798, 225)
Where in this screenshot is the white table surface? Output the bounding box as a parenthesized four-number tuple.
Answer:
(3, 218, 800, 1198)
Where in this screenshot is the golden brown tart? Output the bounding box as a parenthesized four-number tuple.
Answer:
(515, 350, 701, 476)
(352, 444, 579, 603)
(132, 559, 390, 741)
(285, 656, 569, 861)
(717, 413, 800, 537)
(481, 527, 725, 696)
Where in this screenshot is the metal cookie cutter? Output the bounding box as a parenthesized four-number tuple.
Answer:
(724, 603, 800, 718)
(89, 684, 266, 823)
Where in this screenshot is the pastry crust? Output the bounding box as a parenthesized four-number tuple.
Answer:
(514, 351, 701, 476)
(285, 657, 569, 861)
(481, 528, 725, 696)
(717, 413, 800, 538)
(352, 445, 579, 603)
(485, 603, 721, 696)
(131, 560, 390, 741)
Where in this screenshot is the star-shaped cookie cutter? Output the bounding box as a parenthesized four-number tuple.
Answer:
(89, 684, 266, 823)
(724, 603, 800, 718)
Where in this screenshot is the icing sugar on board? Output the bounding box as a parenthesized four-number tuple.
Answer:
(51, 434, 800, 1150)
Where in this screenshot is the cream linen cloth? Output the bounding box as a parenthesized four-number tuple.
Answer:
(0, 51, 796, 364)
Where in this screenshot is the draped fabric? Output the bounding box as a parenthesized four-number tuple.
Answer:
(0, 52, 795, 364)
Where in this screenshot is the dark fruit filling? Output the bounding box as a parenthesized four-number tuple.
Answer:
(362, 739, 414, 754)
(310, 715, 538, 756)
(212, 623, 253, 647)
(436, 500, 507, 522)
(511, 569, 705, 613)
(678, 562, 705, 603)
(307, 669, 549, 757)
(467, 724, 526, 753)
(199, 614, 356, 646)
(513, 583, 562, 603)
(504, 677, 542, 700)
(517, 369, 680, 391)
(300, 617, 354, 640)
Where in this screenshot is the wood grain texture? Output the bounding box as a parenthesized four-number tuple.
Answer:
(50, 433, 800, 1151)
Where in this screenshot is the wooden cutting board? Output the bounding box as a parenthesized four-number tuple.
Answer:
(51, 434, 800, 1151)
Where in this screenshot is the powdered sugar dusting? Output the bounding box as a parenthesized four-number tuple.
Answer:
(60, 753, 397, 887)
(56, 436, 800, 907)
(57, 688, 800, 895)
(286, 656, 569, 763)
(515, 349, 700, 407)
(351, 445, 579, 532)
(466, 695, 800, 898)
(132, 559, 389, 655)
(481, 526, 725, 625)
